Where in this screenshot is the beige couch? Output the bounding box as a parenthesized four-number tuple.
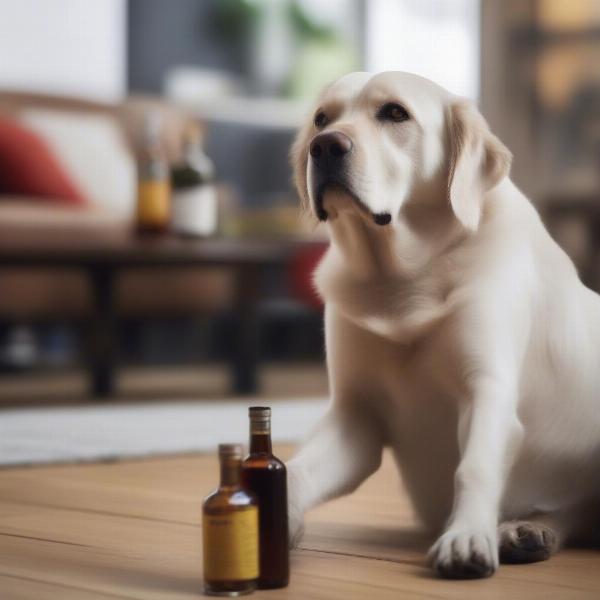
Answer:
(0, 91, 232, 320)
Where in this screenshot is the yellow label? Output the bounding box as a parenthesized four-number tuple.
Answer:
(137, 180, 170, 224)
(203, 508, 259, 581)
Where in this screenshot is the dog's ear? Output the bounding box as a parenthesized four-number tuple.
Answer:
(446, 100, 512, 231)
(290, 122, 313, 218)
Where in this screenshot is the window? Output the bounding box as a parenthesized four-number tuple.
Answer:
(365, 0, 480, 99)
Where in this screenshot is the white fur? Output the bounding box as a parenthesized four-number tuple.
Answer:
(287, 71, 600, 578)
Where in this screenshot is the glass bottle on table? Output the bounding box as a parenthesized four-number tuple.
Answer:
(241, 407, 290, 589)
(135, 111, 171, 234)
(171, 121, 218, 237)
(202, 444, 259, 596)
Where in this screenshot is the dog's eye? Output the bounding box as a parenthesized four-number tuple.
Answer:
(314, 111, 328, 128)
(377, 103, 410, 123)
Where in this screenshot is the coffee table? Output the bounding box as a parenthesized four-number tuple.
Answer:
(0, 226, 320, 397)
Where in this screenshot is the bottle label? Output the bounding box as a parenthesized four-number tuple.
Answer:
(203, 508, 259, 581)
(137, 180, 170, 225)
(173, 185, 217, 235)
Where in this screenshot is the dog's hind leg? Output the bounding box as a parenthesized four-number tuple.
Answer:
(498, 513, 567, 564)
(499, 499, 600, 564)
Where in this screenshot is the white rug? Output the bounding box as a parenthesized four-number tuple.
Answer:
(0, 398, 328, 467)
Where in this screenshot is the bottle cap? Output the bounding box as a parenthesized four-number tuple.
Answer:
(183, 120, 202, 144)
(249, 406, 271, 419)
(141, 110, 162, 144)
(249, 406, 271, 434)
(218, 443, 243, 459)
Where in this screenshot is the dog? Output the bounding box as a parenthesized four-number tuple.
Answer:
(286, 71, 600, 579)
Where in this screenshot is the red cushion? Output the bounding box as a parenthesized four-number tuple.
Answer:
(0, 116, 87, 206)
(289, 243, 328, 309)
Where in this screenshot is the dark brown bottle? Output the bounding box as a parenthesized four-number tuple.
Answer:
(202, 443, 259, 596)
(241, 407, 289, 589)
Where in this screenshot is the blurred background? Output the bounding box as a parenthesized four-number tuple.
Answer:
(1, 0, 599, 409)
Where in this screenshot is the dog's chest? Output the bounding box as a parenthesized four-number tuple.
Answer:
(319, 266, 451, 345)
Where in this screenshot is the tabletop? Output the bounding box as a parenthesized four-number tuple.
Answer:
(0, 199, 325, 268)
(0, 228, 323, 268)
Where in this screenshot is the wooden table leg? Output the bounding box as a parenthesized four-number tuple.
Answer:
(231, 264, 260, 395)
(87, 266, 117, 399)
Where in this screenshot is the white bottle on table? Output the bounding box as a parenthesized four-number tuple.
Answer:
(171, 122, 218, 236)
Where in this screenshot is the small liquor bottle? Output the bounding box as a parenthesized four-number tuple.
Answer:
(171, 121, 218, 237)
(202, 444, 259, 596)
(135, 111, 171, 234)
(241, 407, 290, 589)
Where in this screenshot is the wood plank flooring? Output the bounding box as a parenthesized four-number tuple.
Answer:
(1, 446, 599, 599)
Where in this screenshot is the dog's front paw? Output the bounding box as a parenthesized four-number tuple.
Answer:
(428, 526, 498, 579)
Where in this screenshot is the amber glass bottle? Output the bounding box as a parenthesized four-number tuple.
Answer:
(241, 407, 289, 589)
(202, 444, 259, 596)
(135, 111, 171, 234)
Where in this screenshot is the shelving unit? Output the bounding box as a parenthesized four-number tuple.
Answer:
(188, 95, 311, 130)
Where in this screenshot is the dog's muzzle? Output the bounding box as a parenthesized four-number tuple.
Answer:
(309, 131, 391, 226)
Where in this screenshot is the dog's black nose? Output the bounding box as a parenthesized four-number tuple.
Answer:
(310, 131, 353, 162)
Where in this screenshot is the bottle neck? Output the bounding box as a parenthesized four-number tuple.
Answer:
(219, 458, 241, 489)
(249, 416, 272, 455)
(183, 141, 215, 181)
(249, 431, 272, 455)
(182, 139, 198, 161)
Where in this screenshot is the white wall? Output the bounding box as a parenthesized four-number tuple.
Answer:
(366, 0, 480, 99)
(0, 0, 126, 101)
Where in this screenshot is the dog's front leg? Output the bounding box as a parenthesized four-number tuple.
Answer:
(428, 376, 523, 579)
(286, 405, 383, 547)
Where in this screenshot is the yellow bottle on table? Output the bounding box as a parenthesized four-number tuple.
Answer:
(135, 112, 171, 234)
(202, 443, 259, 596)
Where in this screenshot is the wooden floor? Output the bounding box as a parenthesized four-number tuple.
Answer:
(1, 446, 599, 599)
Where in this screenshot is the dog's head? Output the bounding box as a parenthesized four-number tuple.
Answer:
(291, 71, 512, 232)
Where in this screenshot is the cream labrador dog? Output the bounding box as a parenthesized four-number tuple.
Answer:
(286, 71, 600, 579)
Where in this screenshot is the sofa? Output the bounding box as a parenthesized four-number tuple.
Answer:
(0, 91, 233, 321)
